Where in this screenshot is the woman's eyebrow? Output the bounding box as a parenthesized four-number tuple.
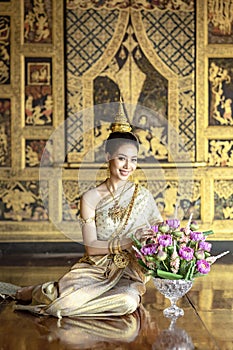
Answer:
(117, 153, 137, 158)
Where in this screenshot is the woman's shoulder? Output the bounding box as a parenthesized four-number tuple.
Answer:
(81, 181, 107, 206)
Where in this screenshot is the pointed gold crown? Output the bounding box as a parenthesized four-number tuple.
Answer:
(111, 97, 132, 133)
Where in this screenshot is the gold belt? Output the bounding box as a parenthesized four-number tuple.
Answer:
(108, 251, 131, 269)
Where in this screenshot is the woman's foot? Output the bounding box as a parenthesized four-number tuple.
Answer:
(16, 285, 34, 302)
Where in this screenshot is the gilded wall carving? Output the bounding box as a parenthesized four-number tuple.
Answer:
(0, 98, 11, 167)
(0, 0, 232, 242)
(24, 0, 52, 44)
(0, 180, 48, 221)
(25, 57, 53, 127)
(0, 15, 10, 84)
(208, 0, 233, 44)
(66, 2, 195, 163)
(214, 180, 233, 220)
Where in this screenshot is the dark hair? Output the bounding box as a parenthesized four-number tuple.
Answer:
(105, 131, 139, 155)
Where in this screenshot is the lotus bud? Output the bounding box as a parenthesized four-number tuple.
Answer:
(195, 249, 205, 260)
(158, 223, 170, 233)
(172, 230, 183, 238)
(190, 221, 199, 231)
(157, 250, 167, 261)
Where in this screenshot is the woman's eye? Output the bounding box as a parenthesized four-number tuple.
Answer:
(118, 157, 125, 161)
(132, 158, 137, 162)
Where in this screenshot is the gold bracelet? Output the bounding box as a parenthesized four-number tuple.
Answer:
(112, 236, 118, 254)
(108, 238, 115, 254)
(116, 237, 122, 253)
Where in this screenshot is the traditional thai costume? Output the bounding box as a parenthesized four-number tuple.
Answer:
(1, 182, 161, 318)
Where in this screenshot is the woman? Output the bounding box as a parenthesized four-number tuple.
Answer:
(2, 105, 162, 318)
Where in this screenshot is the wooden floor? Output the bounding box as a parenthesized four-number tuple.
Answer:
(0, 254, 232, 350)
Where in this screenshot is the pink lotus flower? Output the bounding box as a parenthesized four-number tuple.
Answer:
(199, 241, 212, 252)
(196, 259, 211, 274)
(190, 231, 205, 241)
(151, 225, 159, 233)
(179, 246, 194, 261)
(141, 243, 158, 256)
(158, 234, 172, 247)
(166, 219, 180, 229)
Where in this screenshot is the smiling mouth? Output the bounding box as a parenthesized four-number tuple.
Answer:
(120, 170, 130, 176)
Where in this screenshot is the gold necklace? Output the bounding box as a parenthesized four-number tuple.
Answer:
(106, 179, 127, 223)
(112, 183, 139, 269)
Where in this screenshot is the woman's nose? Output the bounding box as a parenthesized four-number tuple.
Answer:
(123, 159, 129, 168)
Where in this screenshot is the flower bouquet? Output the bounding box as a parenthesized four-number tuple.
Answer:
(131, 216, 229, 317)
(131, 216, 229, 281)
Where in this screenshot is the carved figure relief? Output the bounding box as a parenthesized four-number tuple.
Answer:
(0, 98, 11, 167)
(25, 139, 53, 167)
(0, 16, 10, 84)
(208, 140, 233, 166)
(0, 181, 48, 221)
(149, 180, 201, 221)
(208, 59, 233, 126)
(24, 0, 52, 44)
(214, 180, 233, 219)
(66, 0, 194, 11)
(25, 57, 53, 126)
(208, 0, 233, 44)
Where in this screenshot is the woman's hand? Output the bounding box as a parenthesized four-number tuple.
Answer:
(135, 227, 155, 241)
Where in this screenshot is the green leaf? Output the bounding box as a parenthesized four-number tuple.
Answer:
(179, 260, 187, 276)
(138, 260, 148, 269)
(205, 252, 211, 258)
(162, 260, 169, 271)
(157, 270, 184, 280)
(203, 230, 214, 236)
(184, 261, 195, 280)
(131, 235, 142, 249)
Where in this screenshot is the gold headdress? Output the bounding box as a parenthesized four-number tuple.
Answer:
(111, 97, 132, 133)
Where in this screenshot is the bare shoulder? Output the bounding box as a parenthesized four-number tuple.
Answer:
(81, 181, 107, 209)
(81, 187, 98, 208)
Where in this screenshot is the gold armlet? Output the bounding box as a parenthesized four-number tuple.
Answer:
(79, 216, 95, 227)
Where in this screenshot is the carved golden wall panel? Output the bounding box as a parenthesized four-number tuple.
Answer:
(0, 0, 232, 242)
(0, 0, 65, 241)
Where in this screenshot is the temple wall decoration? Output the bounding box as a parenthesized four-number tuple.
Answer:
(0, 0, 232, 242)
(0, 15, 10, 85)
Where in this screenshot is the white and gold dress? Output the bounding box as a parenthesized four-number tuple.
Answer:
(6, 183, 162, 318)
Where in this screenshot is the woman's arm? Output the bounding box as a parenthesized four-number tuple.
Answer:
(80, 193, 108, 255)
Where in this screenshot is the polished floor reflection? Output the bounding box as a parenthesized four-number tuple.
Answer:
(0, 254, 232, 350)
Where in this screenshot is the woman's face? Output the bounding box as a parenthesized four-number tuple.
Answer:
(107, 143, 138, 181)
